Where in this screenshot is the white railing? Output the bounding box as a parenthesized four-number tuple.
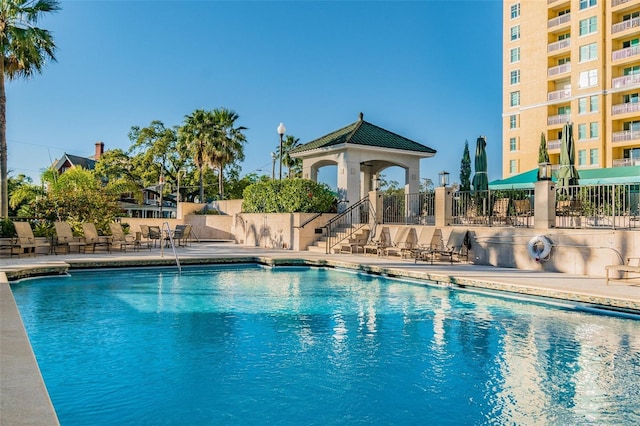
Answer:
(613, 158, 640, 167)
(612, 17, 640, 34)
(548, 114, 571, 125)
(612, 0, 633, 7)
(548, 140, 562, 150)
(612, 102, 640, 115)
(548, 88, 571, 101)
(548, 39, 570, 53)
(612, 73, 640, 88)
(548, 14, 571, 29)
(612, 129, 640, 142)
(612, 45, 640, 61)
(548, 62, 571, 77)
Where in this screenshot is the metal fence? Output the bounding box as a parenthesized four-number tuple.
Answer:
(382, 192, 435, 225)
(451, 189, 535, 228)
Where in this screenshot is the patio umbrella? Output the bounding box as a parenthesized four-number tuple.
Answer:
(472, 136, 488, 194)
(557, 123, 579, 193)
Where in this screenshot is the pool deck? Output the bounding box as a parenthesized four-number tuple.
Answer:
(2, 242, 640, 425)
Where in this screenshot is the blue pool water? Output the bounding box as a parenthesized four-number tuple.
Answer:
(11, 265, 640, 425)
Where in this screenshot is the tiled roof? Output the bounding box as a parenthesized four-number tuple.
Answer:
(290, 115, 436, 155)
(53, 153, 96, 172)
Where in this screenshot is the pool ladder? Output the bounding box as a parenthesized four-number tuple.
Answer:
(160, 222, 182, 273)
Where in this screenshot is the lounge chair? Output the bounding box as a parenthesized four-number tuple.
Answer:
(339, 228, 370, 254)
(53, 221, 87, 254)
(166, 225, 190, 247)
(82, 223, 112, 253)
(138, 225, 153, 250)
(108, 223, 138, 252)
(491, 198, 510, 225)
(13, 221, 51, 256)
(438, 229, 470, 263)
(148, 226, 162, 248)
(413, 227, 443, 264)
(514, 199, 532, 226)
(363, 226, 391, 256)
(384, 227, 417, 258)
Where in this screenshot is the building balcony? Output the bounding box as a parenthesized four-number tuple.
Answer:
(612, 101, 640, 115)
(548, 39, 570, 54)
(612, 17, 640, 34)
(612, 0, 634, 8)
(612, 129, 640, 143)
(548, 139, 562, 150)
(548, 62, 571, 77)
(548, 88, 571, 102)
(548, 14, 571, 29)
(548, 114, 571, 125)
(612, 73, 640, 89)
(613, 157, 640, 167)
(612, 44, 640, 61)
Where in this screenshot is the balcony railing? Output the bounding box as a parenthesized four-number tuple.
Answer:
(613, 0, 633, 7)
(548, 114, 571, 125)
(612, 129, 640, 142)
(548, 139, 562, 150)
(548, 39, 570, 53)
(612, 73, 640, 88)
(548, 62, 571, 77)
(612, 101, 640, 115)
(548, 88, 571, 101)
(612, 44, 640, 61)
(613, 157, 640, 167)
(612, 17, 640, 34)
(548, 13, 571, 29)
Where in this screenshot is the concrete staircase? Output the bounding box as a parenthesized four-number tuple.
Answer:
(306, 224, 370, 253)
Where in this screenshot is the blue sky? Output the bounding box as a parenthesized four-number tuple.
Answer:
(8, 0, 503, 189)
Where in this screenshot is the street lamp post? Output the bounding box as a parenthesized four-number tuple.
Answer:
(277, 122, 286, 181)
(271, 152, 276, 180)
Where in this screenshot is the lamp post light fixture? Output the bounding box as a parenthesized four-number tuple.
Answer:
(277, 122, 286, 181)
(438, 170, 450, 187)
(538, 161, 552, 181)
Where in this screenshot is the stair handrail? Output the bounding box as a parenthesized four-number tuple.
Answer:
(325, 196, 374, 254)
(160, 221, 182, 273)
(295, 212, 324, 229)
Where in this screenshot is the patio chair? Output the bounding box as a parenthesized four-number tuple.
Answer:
(438, 229, 470, 264)
(81, 223, 112, 253)
(148, 225, 162, 248)
(166, 225, 188, 247)
(383, 227, 417, 258)
(412, 227, 443, 264)
(514, 199, 533, 226)
(12, 221, 51, 256)
(138, 225, 153, 250)
(363, 226, 391, 256)
(108, 223, 138, 252)
(339, 228, 371, 254)
(491, 198, 511, 225)
(53, 221, 87, 254)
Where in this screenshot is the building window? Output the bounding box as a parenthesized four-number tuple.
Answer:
(623, 11, 640, 21)
(510, 137, 517, 151)
(579, 69, 598, 88)
(510, 25, 520, 41)
(623, 93, 639, 103)
(578, 150, 587, 166)
(509, 159, 517, 174)
(590, 95, 599, 112)
(510, 3, 520, 19)
(624, 65, 640, 75)
(510, 69, 520, 85)
(579, 17, 597, 36)
(558, 106, 571, 115)
(579, 43, 597, 62)
(578, 123, 587, 140)
(590, 149, 598, 165)
(510, 91, 520, 107)
(579, 0, 596, 10)
(590, 122, 598, 138)
(578, 97, 587, 114)
(510, 47, 520, 63)
(509, 115, 518, 129)
(623, 120, 640, 131)
(623, 38, 639, 49)
(558, 33, 570, 41)
(558, 57, 571, 65)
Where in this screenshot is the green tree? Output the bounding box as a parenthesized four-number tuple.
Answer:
(180, 109, 216, 203)
(209, 108, 247, 198)
(242, 178, 336, 213)
(460, 140, 471, 191)
(0, 0, 60, 217)
(93, 148, 143, 202)
(8, 172, 42, 217)
(278, 134, 302, 179)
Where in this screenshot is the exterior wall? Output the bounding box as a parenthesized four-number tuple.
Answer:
(234, 213, 294, 249)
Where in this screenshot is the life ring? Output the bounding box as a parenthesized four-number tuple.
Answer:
(527, 236, 552, 262)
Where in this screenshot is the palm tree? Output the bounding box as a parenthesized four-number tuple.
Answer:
(209, 108, 246, 198)
(279, 135, 301, 179)
(0, 0, 60, 217)
(179, 109, 216, 203)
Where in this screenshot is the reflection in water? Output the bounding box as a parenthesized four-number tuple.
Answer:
(11, 266, 640, 425)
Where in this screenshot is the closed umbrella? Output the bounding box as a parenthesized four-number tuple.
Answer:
(472, 136, 488, 194)
(557, 123, 579, 194)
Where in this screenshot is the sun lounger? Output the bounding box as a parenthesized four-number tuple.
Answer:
(108, 223, 138, 252)
(605, 257, 640, 285)
(82, 223, 112, 253)
(13, 221, 50, 256)
(53, 221, 87, 254)
(438, 229, 470, 263)
(413, 227, 443, 264)
(340, 228, 371, 254)
(363, 226, 391, 256)
(383, 227, 416, 258)
(491, 198, 510, 225)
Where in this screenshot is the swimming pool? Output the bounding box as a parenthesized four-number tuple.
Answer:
(11, 265, 640, 425)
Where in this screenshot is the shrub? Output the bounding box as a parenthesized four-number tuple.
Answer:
(242, 179, 336, 213)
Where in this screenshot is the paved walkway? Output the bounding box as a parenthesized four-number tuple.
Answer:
(2, 242, 640, 425)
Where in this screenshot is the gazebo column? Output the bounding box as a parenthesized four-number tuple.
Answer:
(302, 161, 318, 182)
(361, 169, 374, 199)
(404, 162, 421, 219)
(337, 159, 361, 210)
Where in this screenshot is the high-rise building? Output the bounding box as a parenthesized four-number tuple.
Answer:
(502, 0, 640, 177)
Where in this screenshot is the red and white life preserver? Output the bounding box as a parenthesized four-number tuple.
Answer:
(527, 236, 553, 262)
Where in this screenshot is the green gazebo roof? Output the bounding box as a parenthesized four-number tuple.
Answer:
(490, 166, 640, 189)
(290, 113, 436, 156)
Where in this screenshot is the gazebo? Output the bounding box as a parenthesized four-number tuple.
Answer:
(290, 113, 436, 207)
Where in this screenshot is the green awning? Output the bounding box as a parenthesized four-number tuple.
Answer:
(489, 166, 640, 190)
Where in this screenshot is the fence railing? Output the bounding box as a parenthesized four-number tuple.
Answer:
(382, 192, 435, 225)
(450, 189, 535, 228)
